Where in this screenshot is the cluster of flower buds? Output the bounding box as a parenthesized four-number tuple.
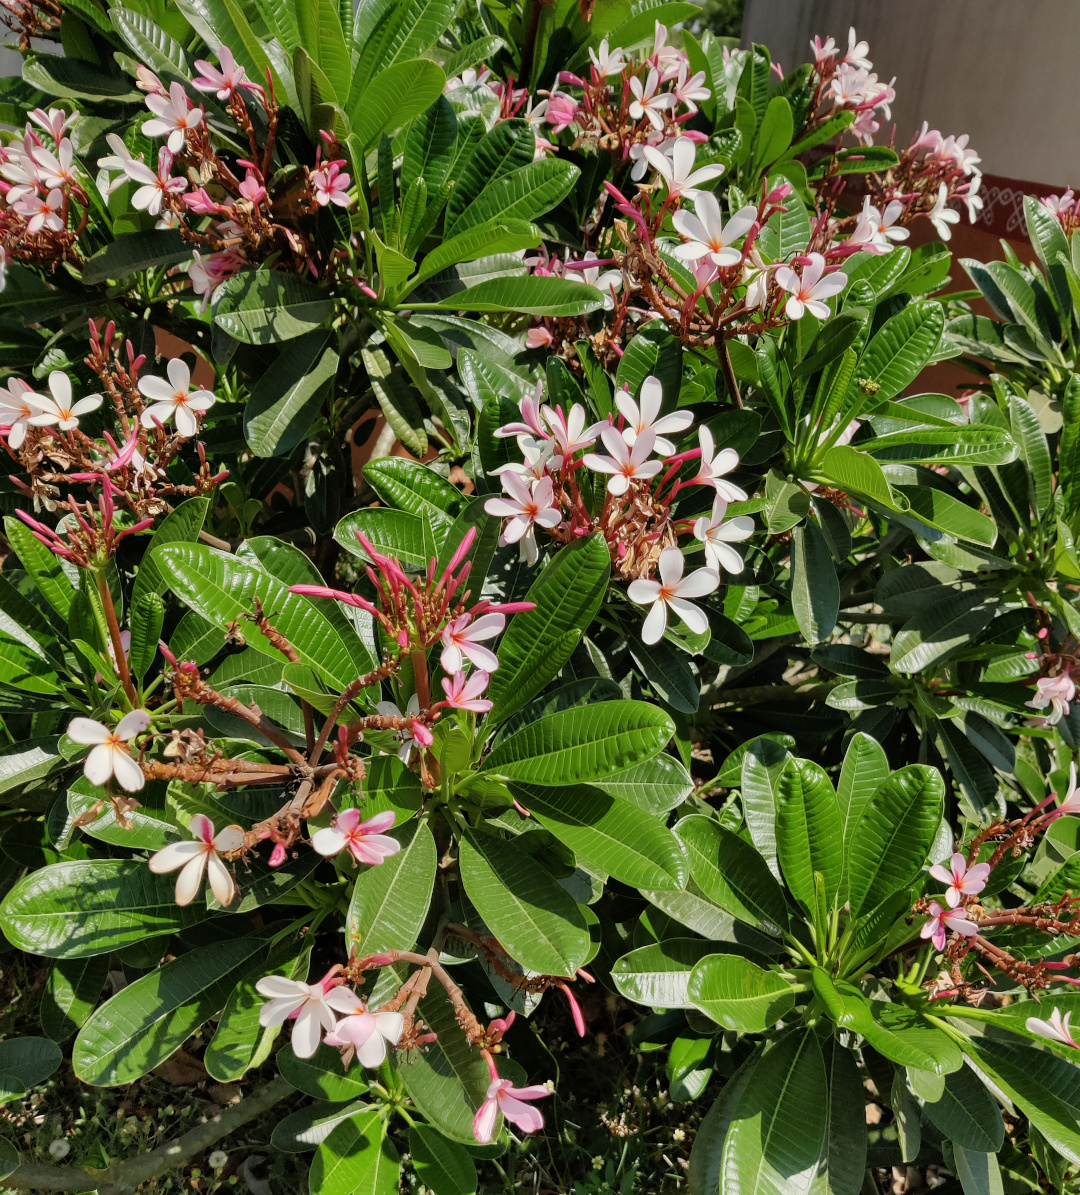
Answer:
(93, 49, 353, 305)
(0, 106, 89, 280)
(809, 27, 895, 146)
(484, 373, 754, 643)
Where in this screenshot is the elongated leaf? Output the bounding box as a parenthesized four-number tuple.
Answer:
(345, 818, 435, 956)
(82, 231, 191, 284)
(362, 457, 467, 524)
(272, 1100, 372, 1151)
(611, 939, 714, 1008)
(451, 159, 579, 235)
(688, 1048, 762, 1195)
(816, 1038, 866, 1195)
(674, 816, 788, 937)
(459, 827, 589, 976)
(348, 58, 445, 148)
(4, 516, 75, 619)
(922, 1063, 1004, 1153)
(278, 1042, 371, 1101)
(482, 702, 673, 786)
(688, 954, 794, 1033)
(853, 302, 945, 403)
(817, 445, 894, 506)
(73, 936, 268, 1084)
(310, 1107, 399, 1195)
(891, 591, 996, 674)
(791, 522, 839, 645)
(510, 782, 686, 891)
(214, 270, 334, 343)
(628, 632, 700, 713)
(488, 535, 610, 722)
(720, 1030, 827, 1195)
(40, 956, 109, 1042)
(407, 222, 541, 294)
(409, 1124, 477, 1195)
(597, 752, 693, 813)
(429, 276, 603, 316)
(775, 759, 843, 912)
(244, 332, 338, 457)
(847, 766, 944, 915)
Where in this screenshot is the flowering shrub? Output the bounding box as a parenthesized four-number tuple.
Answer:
(0, 2, 1078, 1193)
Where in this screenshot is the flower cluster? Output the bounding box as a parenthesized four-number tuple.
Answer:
(484, 373, 754, 643)
(1042, 189, 1080, 237)
(809, 27, 895, 146)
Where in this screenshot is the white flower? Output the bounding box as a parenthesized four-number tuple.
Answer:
(97, 133, 138, 195)
(14, 188, 64, 234)
(673, 64, 710, 112)
(616, 375, 692, 456)
(48, 1139, 71, 1159)
(962, 172, 984, 224)
(542, 403, 600, 456)
(29, 137, 76, 190)
(774, 252, 848, 319)
(26, 371, 103, 431)
(853, 197, 909, 249)
(375, 694, 427, 763)
(627, 546, 719, 645)
(124, 148, 187, 216)
(628, 68, 677, 131)
(256, 971, 362, 1059)
(583, 424, 663, 495)
(324, 1003, 406, 1068)
(740, 249, 770, 308)
(928, 183, 961, 241)
(28, 107, 73, 142)
(148, 813, 245, 906)
(1026, 1008, 1079, 1049)
(138, 357, 216, 437)
(693, 425, 747, 501)
(1026, 672, 1075, 725)
(142, 81, 203, 153)
(491, 436, 562, 482)
(0, 378, 39, 449)
(484, 473, 562, 565)
(643, 136, 724, 201)
(578, 251, 622, 309)
(673, 195, 757, 268)
(844, 28, 872, 70)
(694, 497, 754, 573)
(589, 39, 626, 78)
(67, 709, 151, 793)
(208, 1151, 229, 1170)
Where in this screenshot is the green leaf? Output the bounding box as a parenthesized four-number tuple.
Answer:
(214, 270, 334, 344)
(349, 58, 446, 149)
(409, 1124, 478, 1195)
(310, 1107, 399, 1195)
(791, 522, 839, 645)
(595, 752, 693, 813)
(688, 1048, 762, 1195)
(951, 1143, 1004, 1195)
(23, 54, 141, 100)
(1008, 393, 1053, 515)
(828, 982, 962, 1074)
(131, 497, 210, 607)
(922, 1064, 1004, 1153)
(67, 777, 177, 851)
(110, 6, 187, 75)
(4, 516, 75, 619)
(397, 981, 497, 1144)
(459, 827, 590, 975)
(481, 702, 673, 786)
(0, 1137, 16, 1181)
(362, 457, 467, 525)
(40, 956, 109, 1042)
(405, 221, 541, 293)
(847, 766, 944, 916)
(359, 345, 428, 457)
(345, 818, 435, 957)
(154, 543, 371, 692)
(775, 759, 843, 912)
(853, 302, 945, 402)
(487, 535, 610, 722)
(0, 1037, 62, 1093)
(816, 1038, 867, 1195)
(450, 159, 579, 236)
(82, 231, 191, 284)
(753, 97, 794, 171)
(278, 1042, 371, 1101)
(674, 816, 788, 937)
(627, 632, 700, 713)
(244, 331, 338, 457)
(890, 591, 996, 674)
(688, 954, 795, 1033)
(817, 446, 894, 507)
(509, 782, 686, 890)
(426, 275, 603, 316)
(610, 939, 714, 1008)
(272, 1100, 372, 1151)
(720, 1030, 827, 1195)
(73, 936, 268, 1085)
(0, 737, 64, 800)
(336, 507, 429, 568)
(1, 859, 208, 958)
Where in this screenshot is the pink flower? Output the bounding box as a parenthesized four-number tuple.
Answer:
(583, 425, 663, 495)
(312, 160, 352, 207)
(183, 187, 224, 215)
(124, 148, 187, 217)
(441, 670, 493, 713)
(526, 326, 553, 349)
(627, 545, 719, 645)
(1048, 763, 1080, 822)
(473, 1076, 550, 1144)
(148, 813, 245, 906)
(238, 170, 266, 205)
(14, 188, 63, 234)
(1027, 1008, 1080, 1048)
(142, 81, 203, 154)
(188, 249, 245, 311)
(441, 612, 505, 674)
(256, 969, 361, 1058)
(375, 695, 431, 763)
(484, 473, 562, 565)
(193, 47, 257, 99)
(544, 91, 579, 134)
(928, 852, 991, 908)
(311, 808, 401, 866)
(693, 425, 747, 501)
(494, 388, 547, 439)
(1027, 671, 1075, 725)
(324, 1003, 405, 1067)
(28, 106, 72, 142)
(775, 253, 848, 320)
(919, 901, 977, 952)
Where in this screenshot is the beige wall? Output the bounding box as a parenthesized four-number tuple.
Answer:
(742, 0, 1073, 187)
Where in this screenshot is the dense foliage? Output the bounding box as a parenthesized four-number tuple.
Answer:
(2, 1, 1080, 1193)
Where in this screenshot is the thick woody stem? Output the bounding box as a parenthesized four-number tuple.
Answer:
(309, 656, 402, 764)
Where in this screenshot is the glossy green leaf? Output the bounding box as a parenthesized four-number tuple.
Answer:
(922, 1063, 1004, 1153)
(310, 1107, 399, 1195)
(73, 936, 268, 1085)
(244, 331, 338, 457)
(488, 535, 610, 722)
(272, 1100, 372, 1152)
(0, 1037, 61, 1093)
(345, 818, 435, 957)
(775, 759, 843, 912)
(687, 954, 794, 1033)
(890, 591, 996, 674)
(853, 302, 945, 403)
(40, 956, 109, 1042)
(688, 1048, 762, 1195)
(278, 1042, 371, 1102)
(349, 58, 445, 148)
(610, 939, 714, 1008)
(847, 765, 944, 915)
(596, 752, 693, 813)
(214, 270, 335, 343)
(362, 458, 468, 525)
(429, 275, 603, 316)
(409, 1124, 478, 1195)
(4, 516, 75, 619)
(451, 159, 578, 236)
(459, 827, 590, 976)
(82, 231, 191, 284)
(815, 1038, 866, 1195)
(510, 782, 685, 890)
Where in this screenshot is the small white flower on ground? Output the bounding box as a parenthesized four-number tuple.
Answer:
(591, 1156, 604, 1171)
(149, 813, 245, 906)
(67, 709, 151, 793)
(627, 546, 719, 644)
(26, 371, 103, 432)
(672, 1128, 686, 1143)
(49, 1139, 71, 1159)
(138, 357, 216, 437)
(208, 1151, 229, 1170)
(256, 971, 361, 1058)
(583, 425, 663, 495)
(616, 375, 692, 456)
(774, 253, 848, 320)
(310, 808, 401, 866)
(324, 1004, 405, 1068)
(694, 498, 754, 573)
(673, 194, 757, 268)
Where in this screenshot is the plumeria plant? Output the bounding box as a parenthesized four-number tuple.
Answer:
(1, 2, 1080, 1193)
